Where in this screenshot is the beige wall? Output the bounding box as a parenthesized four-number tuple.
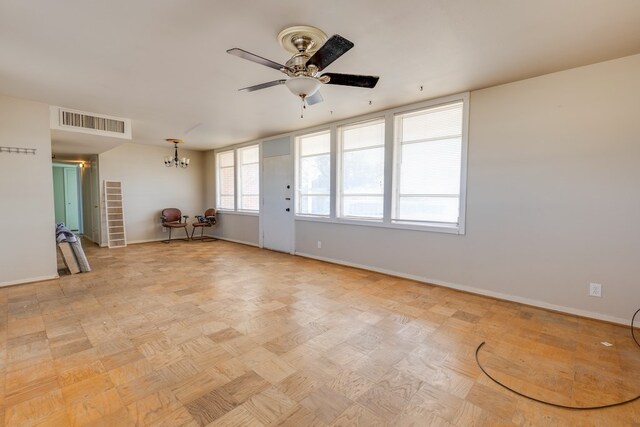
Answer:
(0, 95, 58, 286)
(99, 143, 205, 244)
(295, 54, 640, 323)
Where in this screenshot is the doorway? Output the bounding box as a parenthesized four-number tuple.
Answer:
(52, 156, 101, 244)
(52, 163, 82, 233)
(261, 137, 294, 253)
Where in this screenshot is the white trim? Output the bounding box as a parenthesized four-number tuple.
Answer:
(392, 96, 468, 233)
(237, 144, 260, 212)
(288, 142, 296, 255)
(294, 215, 461, 234)
(295, 129, 332, 217)
(217, 210, 259, 217)
(206, 234, 260, 248)
(126, 237, 168, 245)
(458, 94, 470, 235)
(337, 117, 386, 220)
(0, 274, 59, 288)
(294, 251, 630, 326)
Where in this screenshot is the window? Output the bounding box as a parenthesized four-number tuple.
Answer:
(338, 119, 385, 219)
(216, 145, 261, 213)
(393, 101, 464, 225)
(238, 145, 260, 211)
(296, 130, 330, 216)
(216, 151, 235, 210)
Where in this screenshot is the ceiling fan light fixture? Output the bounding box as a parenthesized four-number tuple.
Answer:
(285, 76, 321, 98)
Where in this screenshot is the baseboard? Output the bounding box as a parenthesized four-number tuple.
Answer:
(294, 251, 629, 326)
(206, 234, 260, 248)
(127, 237, 168, 245)
(102, 236, 260, 247)
(0, 274, 59, 288)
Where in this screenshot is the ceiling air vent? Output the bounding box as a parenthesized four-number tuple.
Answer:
(50, 106, 132, 139)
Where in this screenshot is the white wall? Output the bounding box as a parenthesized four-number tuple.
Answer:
(99, 143, 205, 244)
(0, 94, 58, 286)
(295, 54, 640, 323)
(211, 213, 260, 246)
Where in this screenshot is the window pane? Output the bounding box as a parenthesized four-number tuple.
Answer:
(239, 161, 259, 211)
(397, 197, 459, 223)
(300, 154, 330, 194)
(343, 196, 383, 218)
(339, 119, 385, 219)
(343, 147, 384, 194)
(241, 196, 259, 211)
(241, 163, 259, 194)
(400, 138, 461, 195)
(217, 150, 236, 210)
(219, 195, 235, 210)
(219, 151, 235, 167)
(300, 132, 330, 156)
(298, 131, 331, 216)
(299, 195, 330, 216)
(402, 102, 463, 142)
(220, 167, 235, 195)
(394, 101, 464, 224)
(343, 121, 384, 150)
(240, 146, 259, 164)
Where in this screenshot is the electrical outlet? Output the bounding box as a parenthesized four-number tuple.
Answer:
(589, 283, 602, 297)
(317, 240, 322, 249)
(162, 227, 167, 233)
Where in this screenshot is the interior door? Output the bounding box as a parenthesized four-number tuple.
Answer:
(63, 167, 80, 231)
(90, 161, 101, 243)
(262, 138, 293, 253)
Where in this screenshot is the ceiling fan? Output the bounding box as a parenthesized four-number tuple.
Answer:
(227, 26, 379, 110)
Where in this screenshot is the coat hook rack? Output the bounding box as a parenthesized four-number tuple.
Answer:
(0, 146, 37, 155)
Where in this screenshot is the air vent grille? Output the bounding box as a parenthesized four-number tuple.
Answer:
(50, 106, 132, 140)
(62, 112, 125, 133)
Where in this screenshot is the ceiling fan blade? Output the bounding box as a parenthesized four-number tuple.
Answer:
(306, 35, 354, 71)
(306, 91, 324, 106)
(239, 80, 286, 92)
(323, 73, 379, 88)
(227, 48, 285, 71)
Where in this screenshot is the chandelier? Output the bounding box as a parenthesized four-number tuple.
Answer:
(164, 139, 190, 168)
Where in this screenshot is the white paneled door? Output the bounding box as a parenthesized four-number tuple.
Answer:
(261, 138, 293, 253)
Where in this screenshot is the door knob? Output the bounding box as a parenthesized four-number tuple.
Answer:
(285, 197, 291, 200)
(285, 208, 290, 212)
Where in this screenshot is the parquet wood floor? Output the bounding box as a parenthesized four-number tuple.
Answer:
(1, 240, 639, 426)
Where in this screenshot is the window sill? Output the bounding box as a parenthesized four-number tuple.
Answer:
(295, 215, 463, 235)
(217, 210, 259, 217)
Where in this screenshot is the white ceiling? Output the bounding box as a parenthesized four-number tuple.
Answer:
(1, 0, 639, 152)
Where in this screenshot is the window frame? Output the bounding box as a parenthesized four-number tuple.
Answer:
(215, 143, 261, 215)
(216, 150, 236, 212)
(295, 129, 332, 218)
(337, 117, 386, 221)
(292, 92, 469, 234)
(237, 144, 260, 212)
(391, 100, 466, 229)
